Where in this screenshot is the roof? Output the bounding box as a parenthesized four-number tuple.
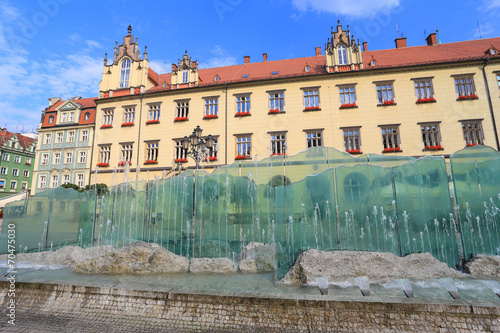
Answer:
(146, 36, 500, 94)
(40, 97, 97, 128)
(0, 130, 36, 150)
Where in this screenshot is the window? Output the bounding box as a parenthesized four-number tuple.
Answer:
(420, 122, 442, 149)
(146, 142, 159, 162)
(11, 142, 16, 149)
(123, 106, 135, 124)
(119, 59, 131, 88)
(413, 78, 435, 100)
(21, 182, 27, 190)
(77, 174, 84, 187)
(236, 135, 251, 159)
(174, 140, 187, 161)
(14, 156, 20, 163)
(69, 112, 75, 122)
(342, 127, 362, 153)
(339, 85, 356, 107)
(25, 157, 31, 165)
(10, 181, 17, 190)
(461, 120, 484, 146)
(57, 132, 63, 143)
(148, 104, 161, 122)
(23, 170, 29, 177)
(205, 136, 218, 160)
(62, 113, 67, 123)
(120, 144, 133, 164)
(65, 152, 73, 164)
(214, 75, 220, 82)
(182, 69, 188, 83)
(63, 175, 70, 185)
(99, 145, 111, 164)
(454, 74, 476, 98)
(268, 91, 284, 112)
(204, 97, 218, 118)
(0, 167, 6, 175)
(496, 72, 500, 88)
(305, 65, 310, 72)
(12, 169, 18, 176)
(338, 45, 348, 65)
(2, 153, 9, 161)
(54, 153, 61, 164)
(305, 130, 323, 148)
(270, 132, 286, 156)
(176, 100, 189, 118)
(42, 154, 49, 165)
(236, 95, 251, 115)
(68, 131, 75, 142)
(40, 176, 46, 189)
(45, 133, 52, 144)
(375, 81, 395, 104)
(103, 109, 114, 126)
(51, 175, 58, 188)
(48, 115, 54, 124)
(84, 112, 90, 120)
(0, 180, 4, 189)
(79, 151, 86, 163)
(82, 130, 89, 142)
(302, 88, 320, 110)
(380, 125, 401, 152)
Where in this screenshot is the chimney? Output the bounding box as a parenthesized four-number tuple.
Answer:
(315, 47, 321, 56)
(395, 37, 407, 49)
(244, 55, 250, 64)
(48, 97, 62, 107)
(426, 33, 438, 46)
(263, 53, 267, 62)
(362, 42, 368, 52)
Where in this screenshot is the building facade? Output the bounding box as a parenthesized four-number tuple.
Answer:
(0, 129, 37, 198)
(33, 97, 96, 194)
(38, 23, 500, 187)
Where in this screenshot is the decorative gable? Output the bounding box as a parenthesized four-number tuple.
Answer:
(325, 21, 363, 72)
(171, 51, 199, 88)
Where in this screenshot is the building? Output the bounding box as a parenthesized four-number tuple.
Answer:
(0, 129, 37, 198)
(33, 97, 96, 194)
(36, 23, 500, 187)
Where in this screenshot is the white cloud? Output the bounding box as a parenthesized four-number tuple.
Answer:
(149, 59, 172, 74)
(292, 0, 401, 18)
(198, 45, 237, 69)
(483, 0, 500, 10)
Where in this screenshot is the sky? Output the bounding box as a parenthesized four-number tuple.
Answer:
(1, 0, 499, 134)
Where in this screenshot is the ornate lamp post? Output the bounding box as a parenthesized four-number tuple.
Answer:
(181, 125, 215, 169)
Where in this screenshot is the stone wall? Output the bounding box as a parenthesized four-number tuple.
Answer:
(0, 281, 499, 332)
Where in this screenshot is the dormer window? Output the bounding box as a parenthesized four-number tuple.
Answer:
(84, 112, 90, 120)
(62, 113, 68, 123)
(242, 74, 249, 78)
(272, 71, 278, 75)
(305, 65, 310, 72)
(182, 69, 188, 83)
(163, 82, 167, 88)
(48, 115, 54, 124)
(338, 45, 347, 65)
(119, 59, 131, 88)
(214, 75, 220, 81)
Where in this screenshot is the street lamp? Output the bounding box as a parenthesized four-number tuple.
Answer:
(181, 126, 214, 169)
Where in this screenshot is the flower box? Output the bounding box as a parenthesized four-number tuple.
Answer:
(416, 97, 436, 104)
(270, 153, 286, 157)
(96, 162, 109, 167)
(304, 106, 320, 111)
(174, 116, 188, 122)
(174, 158, 187, 163)
(25, 162, 31, 166)
(203, 156, 218, 161)
(100, 124, 112, 129)
(235, 155, 249, 160)
(383, 100, 395, 105)
(424, 145, 444, 151)
(383, 147, 402, 153)
(118, 161, 132, 166)
(466, 143, 482, 147)
(346, 149, 362, 154)
(203, 114, 218, 119)
(340, 103, 357, 109)
(144, 160, 158, 164)
(458, 94, 478, 101)
(146, 119, 160, 125)
(268, 109, 280, 114)
(235, 111, 251, 117)
(121, 122, 134, 127)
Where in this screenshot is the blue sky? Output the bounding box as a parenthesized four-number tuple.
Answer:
(1, 0, 499, 134)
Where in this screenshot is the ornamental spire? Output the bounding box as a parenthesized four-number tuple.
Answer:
(128, 24, 132, 35)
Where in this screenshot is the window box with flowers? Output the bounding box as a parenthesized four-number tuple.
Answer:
(25, 162, 31, 166)
(424, 145, 444, 151)
(146, 120, 160, 125)
(270, 153, 286, 157)
(339, 103, 357, 109)
(203, 156, 218, 162)
(96, 162, 109, 167)
(235, 112, 251, 117)
(466, 143, 483, 147)
(383, 147, 402, 153)
(174, 158, 187, 163)
(203, 114, 218, 120)
(235, 155, 249, 160)
(346, 148, 362, 154)
(144, 160, 158, 165)
(174, 117, 188, 122)
(268, 109, 280, 114)
(118, 161, 132, 166)
(100, 124, 112, 129)
(457, 94, 478, 101)
(121, 122, 134, 127)
(416, 97, 436, 104)
(303, 106, 321, 112)
(378, 100, 396, 106)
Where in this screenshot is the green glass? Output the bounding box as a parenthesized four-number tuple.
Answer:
(368, 153, 416, 168)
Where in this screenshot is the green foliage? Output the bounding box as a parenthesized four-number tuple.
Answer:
(60, 183, 109, 195)
(267, 175, 292, 187)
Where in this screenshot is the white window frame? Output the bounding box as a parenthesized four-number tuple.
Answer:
(79, 151, 86, 164)
(82, 130, 89, 142)
(123, 106, 135, 124)
(236, 135, 251, 159)
(235, 94, 251, 114)
(302, 87, 320, 109)
(14, 156, 20, 163)
(342, 127, 362, 152)
(461, 119, 484, 146)
(380, 125, 401, 150)
(413, 77, 435, 100)
(45, 133, 52, 144)
(268, 91, 285, 112)
(40, 175, 47, 189)
(99, 145, 111, 164)
(54, 153, 61, 165)
(119, 59, 131, 88)
(63, 174, 70, 185)
(338, 45, 348, 65)
(12, 168, 19, 176)
(69, 112, 75, 122)
(0, 167, 7, 175)
(375, 81, 395, 104)
(23, 170, 29, 177)
(42, 154, 49, 165)
(146, 141, 159, 162)
(204, 97, 219, 117)
(51, 175, 58, 188)
(10, 181, 17, 190)
(103, 109, 114, 126)
(453, 74, 476, 97)
(68, 131, 75, 142)
(270, 132, 286, 155)
(2, 153, 9, 161)
(148, 104, 161, 122)
(174, 140, 187, 160)
(175, 100, 189, 118)
(65, 152, 73, 164)
(77, 174, 84, 187)
(420, 122, 442, 149)
(120, 143, 133, 163)
(338, 85, 356, 106)
(57, 132, 63, 143)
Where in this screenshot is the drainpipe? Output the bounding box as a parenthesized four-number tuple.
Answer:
(482, 58, 500, 151)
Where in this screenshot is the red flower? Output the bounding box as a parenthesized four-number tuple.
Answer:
(270, 153, 286, 156)
(458, 94, 478, 100)
(100, 124, 112, 129)
(96, 162, 109, 167)
(121, 122, 134, 127)
(268, 109, 280, 114)
(346, 149, 362, 154)
(203, 114, 218, 119)
(174, 116, 188, 122)
(416, 97, 436, 104)
(235, 155, 249, 160)
(146, 119, 159, 124)
(118, 161, 131, 166)
(174, 158, 187, 163)
(340, 103, 357, 108)
(235, 111, 250, 117)
(383, 100, 395, 105)
(144, 160, 158, 164)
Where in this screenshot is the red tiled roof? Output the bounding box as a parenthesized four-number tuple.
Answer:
(46, 100, 64, 111)
(0, 130, 35, 149)
(0, 131, 14, 145)
(146, 36, 500, 94)
(78, 108, 96, 125)
(75, 97, 97, 109)
(41, 112, 57, 128)
(148, 67, 159, 85)
(41, 97, 97, 128)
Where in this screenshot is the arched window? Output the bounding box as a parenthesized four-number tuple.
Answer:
(338, 46, 347, 65)
(119, 59, 131, 88)
(182, 69, 188, 83)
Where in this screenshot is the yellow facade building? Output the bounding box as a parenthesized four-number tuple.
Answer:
(45, 23, 500, 187)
